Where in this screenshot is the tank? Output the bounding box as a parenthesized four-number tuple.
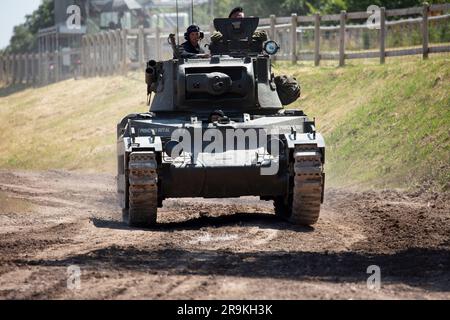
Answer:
(117, 17, 325, 228)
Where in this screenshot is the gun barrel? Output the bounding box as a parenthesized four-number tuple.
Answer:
(169, 34, 179, 59)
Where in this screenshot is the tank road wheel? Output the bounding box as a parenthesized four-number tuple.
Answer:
(126, 152, 158, 228)
(275, 147, 324, 226)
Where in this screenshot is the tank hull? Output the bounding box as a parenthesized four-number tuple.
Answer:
(117, 113, 325, 214)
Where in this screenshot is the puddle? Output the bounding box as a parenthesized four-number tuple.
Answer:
(0, 192, 33, 214)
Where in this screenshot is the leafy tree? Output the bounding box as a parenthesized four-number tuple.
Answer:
(5, 0, 54, 54)
(8, 25, 35, 53)
(215, 0, 448, 17)
(345, 0, 447, 11)
(5, 0, 447, 54)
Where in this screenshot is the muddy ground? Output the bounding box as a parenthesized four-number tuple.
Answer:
(0, 170, 449, 300)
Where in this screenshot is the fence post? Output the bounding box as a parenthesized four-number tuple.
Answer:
(104, 33, 109, 75)
(4, 55, 8, 85)
(20, 54, 24, 84)
(97, 33, 103, 76)
(27, 53, 32, 84)
(270, 15, 277, 62)
(25, 53, 33, 84)
(10, 55, 14, 85)
(81, 37, 85, 77)
(13, 55, 16, 85)
(100, 33, 106, 76)
(84, 36, 89, 77)
(18, 54, 24, 84)
(23, 53, 28, 84)
(93, 35, 98, 76)
(38, 51, 42, 85)
(4, 55, 8, 84)
(9, 55, 14, 85)
(31, 54, 36, 84)
(12, 54, 18, 84)
(339, 10, 346, 67)
(111, 31, 117, 74)
(24, 53, 29, 84)
(114, 30, 121, 74)
(16, 54, 21, 84)
(270, 15, 276, 41)
(107, 31, 112, 75)
(98, 34, 103, 76)
(34, 53, 39, 84)
(2, 55, 6, 84)
(5, 55, 9, 85)
(1, 55, 4, 84)
(85, 36, 89, 77)
(113, 31, 118, 74)
(111, 32, 117, 74)
(91, 35, 96, 77)
(55, 50, 60, 82)
(122, 30, 128, 74)
(3, 55, 6, 85)
(4, 55, 7, 84)
(291, 13, 298, 63)
(380, 7, 386, 64)
(42, 53, 48, 86)
(155, 27, 161, 61)
(138, 26, 145, 69)
(422, 2, 429, 59)
(103, 33, 108, 75)
(106, 32, 113, 75)
(23, 54, 28, 84)
(314, 13, 321, 66)
(13, 54, 19, 84)
(0, 55, 4, 84)
(33, 53, 37, 85)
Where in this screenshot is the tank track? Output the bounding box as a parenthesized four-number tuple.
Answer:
(275, 146, 324, 226)
(127, 151, 158, 228)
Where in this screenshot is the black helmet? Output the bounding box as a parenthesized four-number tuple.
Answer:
(184, 25, 204, 40)
(229, 6, 244, 18)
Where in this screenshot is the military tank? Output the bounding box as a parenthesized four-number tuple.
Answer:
(117, 18, 325, 228)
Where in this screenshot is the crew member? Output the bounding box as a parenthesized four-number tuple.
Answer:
(211, 7, 268, 43)
(181, 25, 210, 59)
(229, 6, 245, 18)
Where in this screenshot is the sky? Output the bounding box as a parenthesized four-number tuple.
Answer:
(0, 0, 42, 50)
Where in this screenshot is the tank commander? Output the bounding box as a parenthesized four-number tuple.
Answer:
(181, 25, 210, 59)
(211, 7, 268, 43)
(229, 6, 245, 19)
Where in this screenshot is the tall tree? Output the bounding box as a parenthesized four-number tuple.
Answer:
(5, 0, 54, 53)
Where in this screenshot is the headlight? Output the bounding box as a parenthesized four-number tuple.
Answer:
(263, 41, 280, 55)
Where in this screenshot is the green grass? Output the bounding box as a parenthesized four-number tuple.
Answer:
(0, 73, 148, 173)
(0, 55, 449, 191)
(276, 55, 450, 190)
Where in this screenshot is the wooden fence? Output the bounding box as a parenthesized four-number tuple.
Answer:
(80, 25, 218, 76)
(1, 2, 449, 86)
(78, 2, 450, 77)
(259, 2, 450, 66)
(0, 50, 81, 86)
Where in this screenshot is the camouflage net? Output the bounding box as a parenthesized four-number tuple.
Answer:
(274, 75, 301, 106)
(210, 30, 268, 42)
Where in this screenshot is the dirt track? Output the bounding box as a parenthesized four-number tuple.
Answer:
(0, 170, 449, 300)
